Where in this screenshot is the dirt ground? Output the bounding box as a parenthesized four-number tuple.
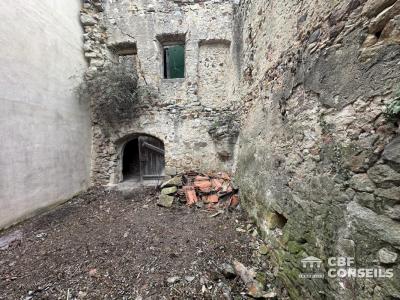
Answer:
(0, 187, 284, 299)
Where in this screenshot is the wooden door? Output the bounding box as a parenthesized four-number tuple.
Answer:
(138, 136, 165, 180)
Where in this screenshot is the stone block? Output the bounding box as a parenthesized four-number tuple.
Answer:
(157, 194, 174, 208)
(375, 187, 400, 201)
(161, 186, 178, 195)
(368, 1, 400, 34)
(80, 14, 97, 26)
(385, 205, 400, 220)
(350, 174, 375, 192)
(161, 176, 182, 188)
(164, 166, 177, 176)
(362, 0, 397, 17)
(383, 136, 400, 165)
(378, 247, 398, 264)
(367, 164, 400, 186)
(355, 192, 376, 210)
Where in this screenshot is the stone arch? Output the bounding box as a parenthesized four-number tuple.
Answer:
(113, 132, 165, 184)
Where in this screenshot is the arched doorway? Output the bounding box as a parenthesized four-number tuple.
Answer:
(122, 135, 165, 182)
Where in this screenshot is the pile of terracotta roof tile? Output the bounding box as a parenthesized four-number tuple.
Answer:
(158, 171, 239, 209)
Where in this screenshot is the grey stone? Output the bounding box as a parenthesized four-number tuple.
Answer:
(90, 59, 104, 67)
(367, 164, 400, 186)
(157, 194, 174, 208)
(385, 205, 400, 220)
(346, 188, 356, 200)
(166, 276, 181, 284)
(337, 238, 356, 257)
(349, 174, 375, 192)
(362, 34, 378, 47)
(378, 248, 398, 264)
(362, 0, 397, 17)
(308, 29, 321, 44)
(185, 276, 195, 282)
(263, 291, 278, 299)
(358, 134, 379, 149)
(383, 136, 400, 165)
(164, 167, 177, 176)
(368, 1, 400, 34)
(80, 14, 97, 26)
(354, 192, 376, 210)
(84, 52, 98, 58)
(347, 201, 400, 247)
(83, 42, 94, 52)
(161, 186, 178, 195)
(161, 176, 182, 188)
(0, 230, 23, 250)
(220, 263, 236, 279)
(375, 187, 400, 201)
(381, 15, 400, 40)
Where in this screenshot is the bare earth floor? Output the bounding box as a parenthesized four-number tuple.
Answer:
(0, 188, 283, 299)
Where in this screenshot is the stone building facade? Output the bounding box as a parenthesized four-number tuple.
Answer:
(81, 0, 240, 185)
(80, 0, 400, 298)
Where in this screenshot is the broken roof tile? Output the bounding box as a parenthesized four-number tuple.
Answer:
(183, 186, 198, 206)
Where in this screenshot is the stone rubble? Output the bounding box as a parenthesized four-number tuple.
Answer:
(158, 171, 240, 210)
(0, 230, 23, 251)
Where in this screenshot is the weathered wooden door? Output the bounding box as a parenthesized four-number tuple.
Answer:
(138, 136, 165, 181)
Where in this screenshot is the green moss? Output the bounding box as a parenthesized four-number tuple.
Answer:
(259, 244, 269, 255)
(384, 88, 400, 122)
(256, 272, 267, 286)
(277, 266, 303, 300)
(287, 241, 303, 254)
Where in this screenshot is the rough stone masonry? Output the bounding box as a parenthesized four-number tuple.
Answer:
(79, 0, 400, 298)
(80, 0, 240, 185)
(234, 0, 400, 299)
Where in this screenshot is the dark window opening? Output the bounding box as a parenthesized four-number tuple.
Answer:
(108, 42, 137, 70)
(122, 136, 165, 182)
(163, 44, 185, 79)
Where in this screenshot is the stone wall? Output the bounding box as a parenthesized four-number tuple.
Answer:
(235, 0, 400, 298)
(81, 0, 240, 185)
(0, 0, 91, 229)
(78, 0, 400, 295)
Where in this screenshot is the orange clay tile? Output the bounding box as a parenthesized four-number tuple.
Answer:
(183, 186, 198, 206)
(229, 194, 239, 207)
(207, 194, 219, 204)
(195, 175, 210, 181)
(211, 178, 223, 191)
(194, 180, 212, 192)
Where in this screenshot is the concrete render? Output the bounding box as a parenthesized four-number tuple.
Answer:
(0, 0, 91, 229)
